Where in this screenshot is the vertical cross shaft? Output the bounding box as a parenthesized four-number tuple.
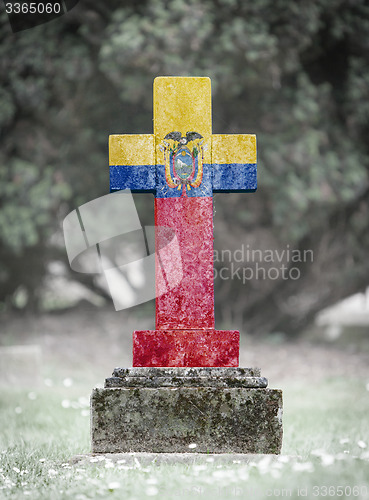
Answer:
(154, 77, 214, 331)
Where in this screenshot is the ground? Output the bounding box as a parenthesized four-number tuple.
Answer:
(1, 304, 369, 499)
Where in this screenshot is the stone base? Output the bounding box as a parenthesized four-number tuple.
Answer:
(91, 368, 283, 454)
(133, 330, 239, 367)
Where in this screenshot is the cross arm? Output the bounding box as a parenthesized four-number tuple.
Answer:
(212, 134, 257, 193)
(109, 134, 156, 193)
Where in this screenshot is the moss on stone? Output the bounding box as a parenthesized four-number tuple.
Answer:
(91, 386, 283, 454)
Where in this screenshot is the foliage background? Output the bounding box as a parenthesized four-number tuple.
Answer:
(1, 0, 369, 335)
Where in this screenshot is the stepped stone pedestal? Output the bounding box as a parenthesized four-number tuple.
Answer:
(91, 367, 283, 454)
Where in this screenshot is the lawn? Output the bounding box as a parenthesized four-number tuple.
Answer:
(1, 376, 369, 499)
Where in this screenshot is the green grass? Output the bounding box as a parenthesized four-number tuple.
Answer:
(0, 378, 369, 499)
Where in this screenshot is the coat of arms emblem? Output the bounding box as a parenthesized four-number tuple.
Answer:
(161, 131, 204, 195)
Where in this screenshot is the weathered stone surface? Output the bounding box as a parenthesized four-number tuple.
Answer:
(106, 367, 267, 388)
(154, 197, 215, 331)
(133, 329, 239, 367)
(113, 367, 261, 377)
(105, 375, 268, 388)
(91, 386, 283, 454)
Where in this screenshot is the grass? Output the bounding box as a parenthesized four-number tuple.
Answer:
(1, 377, 369, 499)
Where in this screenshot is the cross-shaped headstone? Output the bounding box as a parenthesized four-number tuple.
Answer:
(109, 77, 257, 367)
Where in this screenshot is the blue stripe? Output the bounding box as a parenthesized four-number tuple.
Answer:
(155, 164, 213, 198)
(110, 163, 257, 195)
(110, 165, 156, 193)
(213, 163, 257, 192)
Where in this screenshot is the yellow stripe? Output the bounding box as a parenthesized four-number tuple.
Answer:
(109, 134, 155, 166)
(153, 77, 212, 164)
(212, 134, 257, 164)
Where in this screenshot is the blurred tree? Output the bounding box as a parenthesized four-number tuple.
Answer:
(0, 0, 368, 334)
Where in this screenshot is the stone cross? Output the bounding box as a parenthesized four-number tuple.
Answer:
(109, 77, 257, 367)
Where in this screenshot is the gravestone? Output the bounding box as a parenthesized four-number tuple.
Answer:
(91, 77, 283, 453)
